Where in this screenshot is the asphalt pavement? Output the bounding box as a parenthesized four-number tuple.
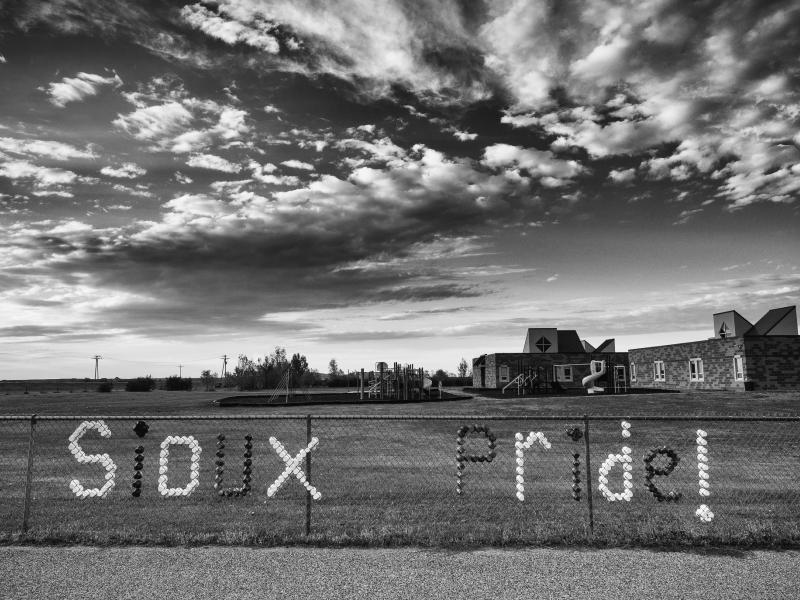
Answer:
(1, 546, 798, 600)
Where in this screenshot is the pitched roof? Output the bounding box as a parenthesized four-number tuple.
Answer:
(746, 306, 797, 336)
(594, 338, 615, 352)
(557, 330, 586, 353)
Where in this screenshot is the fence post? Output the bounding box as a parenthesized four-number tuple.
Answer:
(22, 414, 37, 533)
(305, 414, 312, 536)
(583, 414, 594, 536)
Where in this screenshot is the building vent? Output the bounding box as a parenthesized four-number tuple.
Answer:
(535, 337, 552, 352)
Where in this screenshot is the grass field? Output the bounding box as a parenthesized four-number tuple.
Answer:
(0, 388, 798, 548)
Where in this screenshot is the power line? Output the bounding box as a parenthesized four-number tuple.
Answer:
(221, 355, 229, 378)
(92, 355, 102, 380)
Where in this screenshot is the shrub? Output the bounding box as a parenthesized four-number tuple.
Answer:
(125, 376, 155, 392)
(164, 376, 193, 391)
(97, 380, 113, 393)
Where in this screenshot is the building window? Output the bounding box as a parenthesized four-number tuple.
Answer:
(535, 336, 552, 352)
(733, 355, 744, 381)
(653, 361, 665, 382)
(689, 358, 704, 382)
(630, 362, 637, 382)
(499, 365, 510, 383)
(555, 365, 572, 382)
(718, 322, 730, 338)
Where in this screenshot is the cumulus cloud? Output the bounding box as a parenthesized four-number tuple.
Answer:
(113, 80, 250, 153)
(113, 101, 194, 144)
(46, 71, 122, 107)
(608, 168, 636, 183)
(482, 143, 586, 184)
(0, 159, 78, 187)
(100, 162, 146, 179)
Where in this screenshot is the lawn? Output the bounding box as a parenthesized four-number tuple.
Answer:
(0, 388, 798, 547)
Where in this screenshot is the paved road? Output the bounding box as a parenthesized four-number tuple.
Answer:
(1, 546, 798, 600)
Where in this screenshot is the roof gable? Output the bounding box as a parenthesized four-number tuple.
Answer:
(746, 306, 798, 336)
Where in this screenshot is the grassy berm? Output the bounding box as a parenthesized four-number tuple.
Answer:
(0, 388, 798, 548)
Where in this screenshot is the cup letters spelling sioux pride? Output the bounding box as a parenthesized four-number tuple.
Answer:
(67, 420, 712, 521)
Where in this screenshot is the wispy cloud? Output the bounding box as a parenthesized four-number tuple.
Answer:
(0, 137, 96, 161)
(46, 71, 122, 107)
(186, 153, 241, 173)
(180, 3, 281, 53)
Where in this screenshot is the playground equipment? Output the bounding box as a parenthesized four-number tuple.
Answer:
(361, 362, 436, 401)
(501, 364, 561, 395)
(264, 366, 311, 404)
(582, 360, 606, 394)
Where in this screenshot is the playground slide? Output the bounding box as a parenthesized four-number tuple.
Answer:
(582, 360, 606, 394)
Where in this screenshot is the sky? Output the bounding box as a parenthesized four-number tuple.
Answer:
(0, 0, 799, 379)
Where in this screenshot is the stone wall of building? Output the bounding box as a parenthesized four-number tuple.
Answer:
(629, 338, 746, 391)
(742, 337, 800, 390)
(629, 336, 800, 391)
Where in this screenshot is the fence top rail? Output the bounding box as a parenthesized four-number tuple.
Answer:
(0, 414, 798, 422)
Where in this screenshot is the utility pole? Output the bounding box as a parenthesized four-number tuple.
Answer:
(178, 364, 183, 378)
(221, 355, 229, 378)
(92, 355, 102, 380)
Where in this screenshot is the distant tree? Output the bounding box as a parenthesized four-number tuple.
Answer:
(291, 353, 309, 377)
(269, 346, 289, 369)
(233, 354, 258, 391)
(434, 369, 448, 382)
(126, 376, 155, 392)
(200, 370, 216, 391)
(97, 380, 113, 393)
(457, 358, 469, 378)
(328, 358, 342, 377)
(164, 375, 193, 391)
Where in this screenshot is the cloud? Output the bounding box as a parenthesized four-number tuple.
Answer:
(280, 159, 314, 171)
(113, 80, 250, 153)
(443, 126, 478, 141)
(608, 168, 636, 183)
(113, 101, 194, 144)
(673, 208, 703, 225)
(180, 3, 281, 53)
(0, 160, 78, 187)
(46, 71, 122, 107)
(0, 137, 96, 161)
(482, 143, 586, 183)
(1, 140, 561, 335)
(100, 162, 146, 179)
(198, 0, 491, 102)
(186, 153, 241, 173)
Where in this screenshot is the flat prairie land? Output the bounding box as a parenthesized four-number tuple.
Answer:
(1, 386, 798, 416)
(0, 389, 798, 547)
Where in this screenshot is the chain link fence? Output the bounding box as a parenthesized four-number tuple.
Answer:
(1, 414, 798, 545)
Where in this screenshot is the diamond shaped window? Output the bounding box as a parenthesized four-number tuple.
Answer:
(718, 323, 729, 338)
(535, 336, 551, 352)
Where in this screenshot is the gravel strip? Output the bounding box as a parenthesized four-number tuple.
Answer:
(2, 546, 798, 600)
